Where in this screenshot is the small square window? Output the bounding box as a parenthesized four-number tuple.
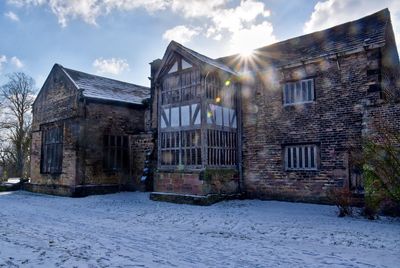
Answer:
(285, 144, 318, 170)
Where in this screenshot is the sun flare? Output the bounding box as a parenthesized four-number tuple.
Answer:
(239, 47, 254, 57)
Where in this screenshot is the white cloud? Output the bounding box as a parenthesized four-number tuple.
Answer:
(93, 57, 129, 75)
(7, 0, 168, 27)
(165, 0, 276, 53)
(10, 56, 24, 68)
(170, 0, 227, 18)
(0, 55, 7, 72)
(8, 0, 277, 54)
(163, 25, 200, 44)
(304, 0, 400, 50)
(4, 11, 20, 21)
(229, 21, 276, 55)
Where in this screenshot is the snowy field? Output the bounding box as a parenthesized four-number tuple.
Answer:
(0, 191, 399, 268)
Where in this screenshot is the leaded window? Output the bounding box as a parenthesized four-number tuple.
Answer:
(207, 130, 237, 166)
(103, 135, 129, 172)
(161, 104, 201, 128)
(161, 59, 201, 105)
(41, 126, 63, 174)
(160, 130, 202, 166)
(283, 79, 314, 105)
(158, 55, 239, 170)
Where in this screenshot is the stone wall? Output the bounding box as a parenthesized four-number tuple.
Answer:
(241, 50, 384, 203)
(363, 101, 400, 141)
(80, 100, 147, 189)
(30, 64, 81, 188)
(32, 65, 81, 132)
(129, 133, 154, 190)
(154, 169, 239, 196)
(30, 118, 80, 187)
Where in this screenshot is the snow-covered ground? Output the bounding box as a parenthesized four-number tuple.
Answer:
(0, 191, 399, 268)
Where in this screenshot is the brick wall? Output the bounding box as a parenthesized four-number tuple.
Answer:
(30, 64, 81, 188)
(241, 51, 383, 203)
(80, 100, 146, 188)
(154, 169, 239, 196)
(129, 133, 154, 190)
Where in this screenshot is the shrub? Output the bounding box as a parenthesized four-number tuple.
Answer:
(362, 125, 400, 218)
(327, 187, 353, 217)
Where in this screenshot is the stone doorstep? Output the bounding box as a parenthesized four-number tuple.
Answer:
(149, 192, 243, 206)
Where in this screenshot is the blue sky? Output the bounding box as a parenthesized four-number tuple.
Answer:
(0, 0, 399, 89)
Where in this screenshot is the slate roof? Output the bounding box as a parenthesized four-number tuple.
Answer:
(170, 41, 237, 75)
(217, 9, 391, 72)
(59, 64, 150, 105)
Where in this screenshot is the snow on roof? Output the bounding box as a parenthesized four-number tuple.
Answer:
(59, 65, 150, 105)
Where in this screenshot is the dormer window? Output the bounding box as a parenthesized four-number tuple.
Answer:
(283, 79, 315, 105)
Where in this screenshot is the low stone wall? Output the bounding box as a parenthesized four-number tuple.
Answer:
(154, 172, 204, 195)
(154, 169, 239, 196)
(24, 183, 121, 197)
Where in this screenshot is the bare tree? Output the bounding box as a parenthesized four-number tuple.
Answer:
(0, 72, 36, 178)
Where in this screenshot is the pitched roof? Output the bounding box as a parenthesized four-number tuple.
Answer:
(218, 8, 391, 72)
(171, 41, 237, 75)
(58, 64, 150, 105)
(154, 41, 237, 79)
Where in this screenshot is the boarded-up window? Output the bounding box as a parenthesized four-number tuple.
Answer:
(103, 135, 129, 172)
(41, 126, 63, 174)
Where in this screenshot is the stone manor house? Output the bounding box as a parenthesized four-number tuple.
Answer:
(29, 9, 400, 204)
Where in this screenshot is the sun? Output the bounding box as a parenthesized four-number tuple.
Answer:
(239, 47, 254, 58)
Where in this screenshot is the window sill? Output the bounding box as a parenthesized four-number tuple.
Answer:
(283, 101, 315, 107)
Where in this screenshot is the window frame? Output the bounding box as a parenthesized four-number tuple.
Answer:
(103, 135, 129, 172)
(160, 129, 202, 168)
(284, 144, 319, 171)
(40, 125, 64, 175)
(283, 78, 315, 106)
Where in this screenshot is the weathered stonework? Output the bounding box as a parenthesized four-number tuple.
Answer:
(29, 64, 151, 196)
(154, 169, 239, 196)
(241, 52, 379, 203)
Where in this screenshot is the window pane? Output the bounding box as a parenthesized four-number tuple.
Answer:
(216, 106, 223, 126)
(181, 105, 190, 126)
(170, 107, 180, 127)
(161, 117, 167, 128)
(290, 83, 295, 103)
(304, 147, 309, 168)
(284, 84, 289, 104)
(168, 61, 178, 73)
(192, 104, 201, 125)
(182, 59, 192, 70)
(295, 82, 301, 103)
(301, 81, 307, 102)
(308, 80, 313, 101)
(311, 146, 315, 168)
(223, 107, 230, 127)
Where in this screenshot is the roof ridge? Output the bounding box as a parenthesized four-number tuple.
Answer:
(170, 41, 237, 75)
(216, 8, 390, 62)
(61, 65, 149, 89)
